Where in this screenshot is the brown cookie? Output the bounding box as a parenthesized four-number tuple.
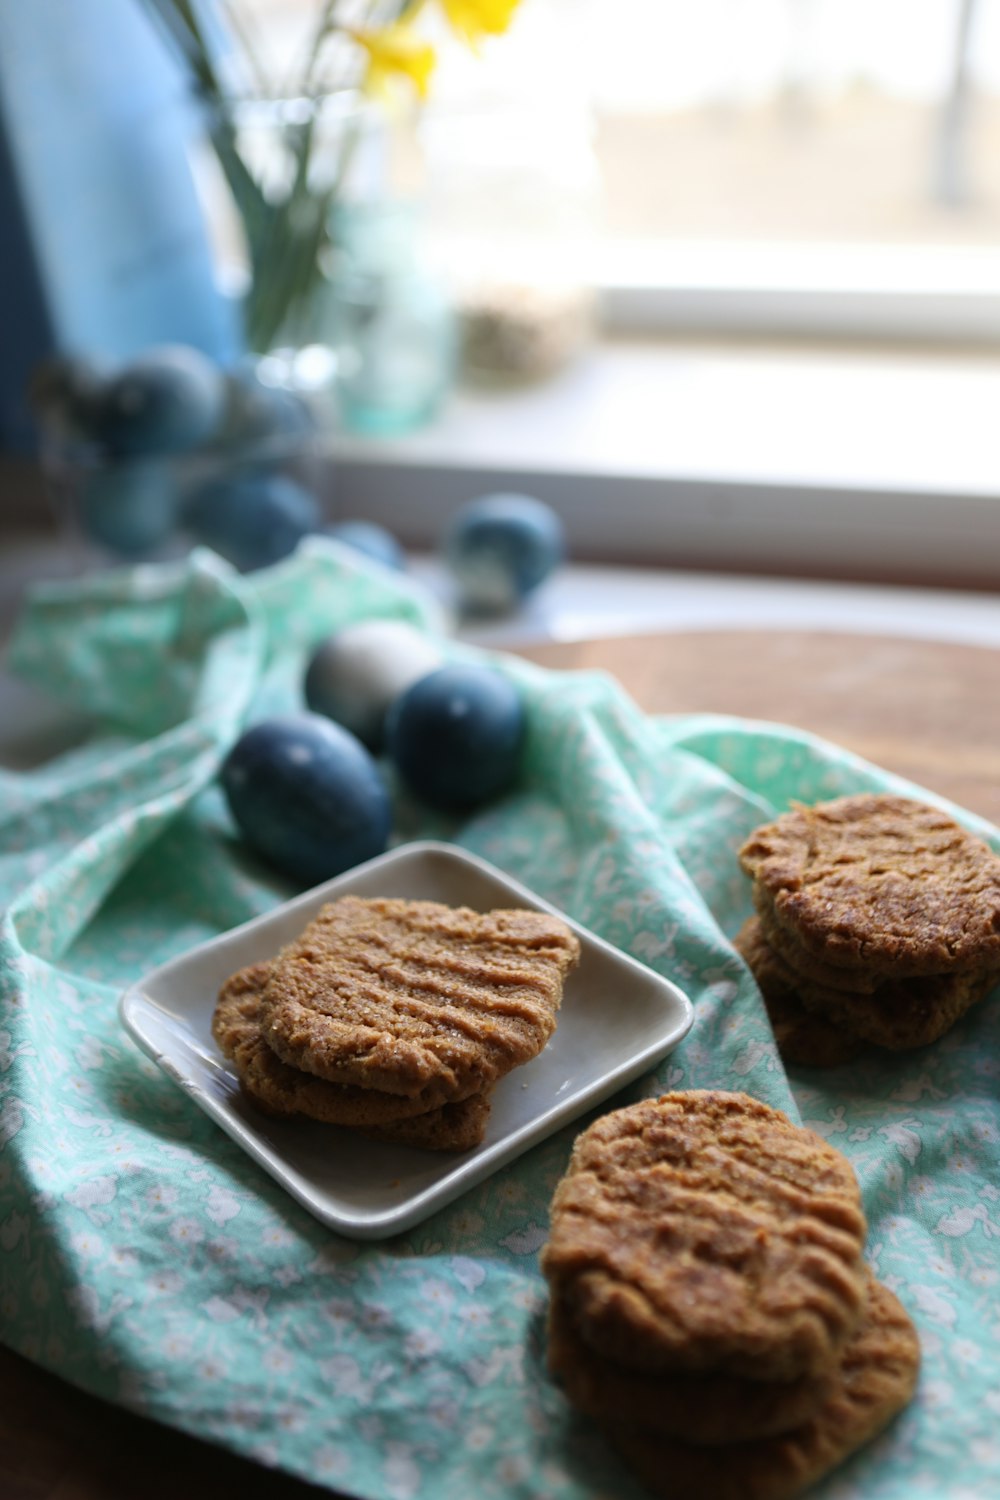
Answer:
(733, 917, 864, 1068)
(359, 1091, 493, 1151)
(604, 1277, 920, 1500)
(213, 964, 492, 1150)
(739, 794, 1000, 978)
(754, 894, 881, 995)
(541, 1091, 868, 1382)
(214, 964, 481, 1126)
(795, 962, 1000, 1051)
(547, 1294, 834, 1446)
(259, 896, 580, 1099)
(213, 963, 439, 1121)
(746, 906, 1000, 1051)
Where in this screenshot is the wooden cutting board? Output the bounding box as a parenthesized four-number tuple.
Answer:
(520, 628, 1000, 827)
(2, 625, 998, 1500)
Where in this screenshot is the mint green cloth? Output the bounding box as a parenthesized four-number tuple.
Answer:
(2, 542, 998, 1499)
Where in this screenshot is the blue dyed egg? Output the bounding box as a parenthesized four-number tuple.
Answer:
(220, 714, 391, 885)
(305, 619, 443, 750)
(97, 344, 226, 457)
(185, 471, 321, 572)
(386, 663, 525, 811)
(218, 366, 317, 451)
(324, 520, 406, 572)
(444, 493, 565, 613)
(78, 460, 177, 557)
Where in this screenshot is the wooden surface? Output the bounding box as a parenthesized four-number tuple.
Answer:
(3, 625, 999, 1498)
(522, 627, 1000, 826)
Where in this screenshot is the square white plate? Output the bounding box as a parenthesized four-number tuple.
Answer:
(120, 841, 694, 1240)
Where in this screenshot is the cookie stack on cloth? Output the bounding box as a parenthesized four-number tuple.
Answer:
(541, 1091, 920, 1500)
(734, 793, 1000, 1066)
(212, 895, 580, 1151)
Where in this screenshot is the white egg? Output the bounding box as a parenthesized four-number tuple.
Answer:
(304, 619, 444, 750)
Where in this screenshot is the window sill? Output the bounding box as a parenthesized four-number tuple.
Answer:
(598, 242, 1000, 345)
(331, 336, 1000, 589)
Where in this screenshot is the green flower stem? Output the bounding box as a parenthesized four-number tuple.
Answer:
(245, 110, 364, 352)
(216, 0, 269, 95)
(139, 0, 413, 354)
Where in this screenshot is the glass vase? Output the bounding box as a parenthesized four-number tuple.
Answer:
(319, 200, 456, 437)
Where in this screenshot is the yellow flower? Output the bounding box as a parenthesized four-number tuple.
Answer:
(353, 24, 436, 100)
(440, 0, 522, 44)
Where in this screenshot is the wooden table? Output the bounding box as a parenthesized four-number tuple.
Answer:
(525, 628, 1000, 826)
(4, 625, 998, 1499)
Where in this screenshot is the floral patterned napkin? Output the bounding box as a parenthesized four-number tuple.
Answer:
(1, 542, 997, 1500)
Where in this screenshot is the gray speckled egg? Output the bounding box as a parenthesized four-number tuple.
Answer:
(304, 619, 444, 751)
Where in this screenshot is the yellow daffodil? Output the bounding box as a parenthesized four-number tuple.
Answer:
(440, 0, 523, 44)
(352, 24, 436, 101)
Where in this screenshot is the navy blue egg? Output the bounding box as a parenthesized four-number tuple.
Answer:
(78, 460, 177, 557)
(324, 520, 405, 572)
(444, 493, 565, 612)
(219, 367, 317, 450)
(220, 714, 391, 885)
(185, 471, 321, 572)
(386, 664, 525, 811)
(97, 344, 226, 457)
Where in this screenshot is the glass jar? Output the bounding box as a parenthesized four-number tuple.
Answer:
(320, 200, 456, 437)
(34, 351, 326, 575)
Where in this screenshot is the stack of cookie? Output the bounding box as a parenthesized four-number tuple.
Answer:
(212, 894, 580, 1151)
(541, 1090, 920, 1500)
(735, 792, 1000, 1066)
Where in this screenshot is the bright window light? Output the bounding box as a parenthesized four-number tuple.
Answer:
(419, 0, 1000, 339)
(199, 1, 1000, 341)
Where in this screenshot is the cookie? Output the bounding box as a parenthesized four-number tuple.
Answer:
(547, 1294, 834, 1446)
(796, 962, 1000, 1051)
(604, 1277, 920, 1500)
(738, 913, 999, 1052)
(213, 965, 492, 1150)
(739, 794, 1000, 978)
(754, 895, 881, 995)
(359, 1090, 493, 1151)
(733, 918, 864, 1068)
(259, 896, 580, 1099)
(541, 1091, 868, 1381)
(214, 963, 479, 1125)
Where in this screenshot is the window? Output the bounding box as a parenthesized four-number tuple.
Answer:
(417, 0, 1000, 343)
(168, 1, 1000, 584)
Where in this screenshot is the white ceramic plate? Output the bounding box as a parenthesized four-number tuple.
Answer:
(119, 841, 694, 1240)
